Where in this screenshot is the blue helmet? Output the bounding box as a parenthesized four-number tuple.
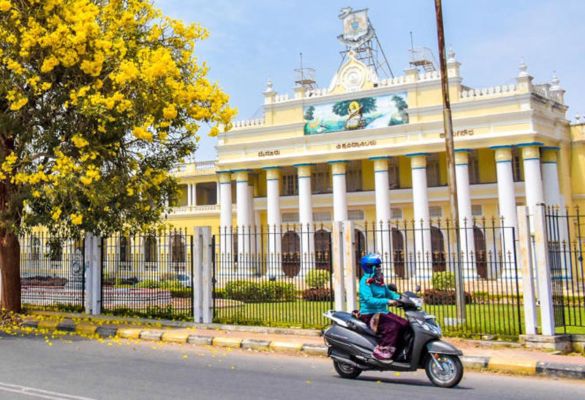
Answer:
(360, 253, 382, 274)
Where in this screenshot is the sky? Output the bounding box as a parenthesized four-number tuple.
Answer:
(154, 0, 585, 161)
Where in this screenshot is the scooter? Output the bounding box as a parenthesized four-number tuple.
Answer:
(323, 287, 464, 388)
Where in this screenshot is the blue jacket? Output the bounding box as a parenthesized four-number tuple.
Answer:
(359, 273, 400, 315)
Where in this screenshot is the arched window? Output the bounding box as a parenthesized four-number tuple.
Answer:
(144, 235, 158, 264)
(31, 236, 41, 261)
(281, 231, 300, 277)
(119, 236, 130, 262)
(354, 229, 366, 278)
(171, 233, 186, 264)
(314, 229, 331, 271)
(392, 228, 406, 278)
(474, 227, 488, 279)
(431, 227, 446, 273)
(47, 238, 62, 262)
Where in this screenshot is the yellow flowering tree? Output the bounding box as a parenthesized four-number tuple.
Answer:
(0, 0, 234, 311)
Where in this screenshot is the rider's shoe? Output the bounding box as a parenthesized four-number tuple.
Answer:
(372, 346, 393, 362)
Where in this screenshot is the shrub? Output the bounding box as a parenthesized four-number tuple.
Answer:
(136, 280, 160, 289)
(432, 271, 456, 291)
(423, 289, 472, 305)
(302, 288, 333, 302)
(305, 270, 330, 289)
(224, 280, 296, 302)
(21, 276, 67, 287)
(213, 288, 226, 299)
(159, 280, 182, 289)
(170, 288, 192, 298)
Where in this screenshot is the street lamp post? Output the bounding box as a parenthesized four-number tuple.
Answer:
(434, 0, 466, 322)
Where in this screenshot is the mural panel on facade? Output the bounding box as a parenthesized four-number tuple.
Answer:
(303, 93, 409, 135)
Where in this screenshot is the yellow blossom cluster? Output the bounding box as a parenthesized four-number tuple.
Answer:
(0, 0, 234, 236)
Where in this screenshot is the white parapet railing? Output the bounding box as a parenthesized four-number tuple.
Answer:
(459, 84, 517, 100)
(532, 83, 563, 103)
(231, 118, 265, 130)
(171, 160, 217, 175)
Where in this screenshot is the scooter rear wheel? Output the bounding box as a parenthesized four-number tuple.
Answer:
(333, 360, 362, 379)
(424, 354, 463, 388)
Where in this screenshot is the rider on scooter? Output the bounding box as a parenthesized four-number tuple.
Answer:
(357, 253, 409, 361)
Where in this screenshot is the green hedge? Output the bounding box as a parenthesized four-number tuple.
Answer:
(224, 280, 296, 303)
(305, 270, 330, 289)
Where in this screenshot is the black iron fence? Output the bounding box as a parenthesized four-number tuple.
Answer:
(101, 229, 194, 320)
(19, 233, 85, 312)
(212, 224, 334, 329)
(545, 206, 585, 334)
(357, 218, 523, 339)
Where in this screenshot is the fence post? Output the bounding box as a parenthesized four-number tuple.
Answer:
(517, 206, 537, 335)
(343, 221, 356, 312)
(84, 233, 102, 315)
(533, 205, 556, 336)
(332, 221, 345, 311)
(193, 227, 213, 323)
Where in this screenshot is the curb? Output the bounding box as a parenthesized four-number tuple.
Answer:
(17, 317, 585, 380)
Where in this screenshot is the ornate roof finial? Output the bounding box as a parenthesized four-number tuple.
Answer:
(447, 47, 456, 63)
(575, 114, 581, 122)
(550, 71, 561, 89)
(264, 79, 274, 94)
(518, 58, 529, 77)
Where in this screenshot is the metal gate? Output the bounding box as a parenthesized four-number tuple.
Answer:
(545, 207, 585, 334)
(20, 234, 85, 311)
(211, 224, 334, 328)
(100, 230, 194, 320)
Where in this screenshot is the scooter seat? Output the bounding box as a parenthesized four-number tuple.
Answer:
(328, 311, 376, 337)
(347, 318, 376, 337)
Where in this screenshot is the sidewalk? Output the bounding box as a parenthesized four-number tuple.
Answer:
(17, 311, 585, 380)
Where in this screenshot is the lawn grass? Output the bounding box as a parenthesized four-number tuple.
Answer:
(213, 300, 585, 337)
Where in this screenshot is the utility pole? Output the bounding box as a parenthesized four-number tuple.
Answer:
(434, 0, 466, 322)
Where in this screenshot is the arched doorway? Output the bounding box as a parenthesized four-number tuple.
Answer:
(355, 229, 366, 278)
(392, 228, 406, 278)
(315, 229, 331, 271)
(281, 231, 300, 277)
(431, 227, 446, 272)
(474, 227, 488, 279)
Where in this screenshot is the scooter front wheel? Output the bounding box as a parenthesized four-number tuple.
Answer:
(333, 360, 362, 379)
(424, 354, 463, 388)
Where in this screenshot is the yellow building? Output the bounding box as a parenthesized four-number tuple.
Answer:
(168, 42, 581, 267)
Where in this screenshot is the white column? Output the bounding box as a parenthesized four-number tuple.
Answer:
(372, 157, 392, 270)
(296, 164, 315, 273)
(235, 170, 251, 273)
(455, 150, 476, 279)
(216, 182, 221, 205)
(409, 154, 432, 278)
(265, 167, 282, 276)
(247, 183, 258, 265)
(521, 143, 545, 220)
(541, 146, 570, 279)
(541, 147, 563, 207)
(218, 172, 233, 271)
(192, 184, 197, 206)
(330, 161, 348, 222)
(493, 146, 519, 278)
(187, 184, 192, 207)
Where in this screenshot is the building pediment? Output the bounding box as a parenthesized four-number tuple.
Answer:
(329, 51, 378, 94)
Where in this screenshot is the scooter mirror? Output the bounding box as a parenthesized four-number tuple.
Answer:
(415, 285, 421, 293)
(388, 283, 398, 292)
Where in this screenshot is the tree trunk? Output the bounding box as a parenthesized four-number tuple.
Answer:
(0, 231, 21, 312)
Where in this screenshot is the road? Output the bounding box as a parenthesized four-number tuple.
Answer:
(0, 332, 583, 400)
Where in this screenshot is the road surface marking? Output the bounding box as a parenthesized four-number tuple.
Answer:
(0, 382, 95, 400)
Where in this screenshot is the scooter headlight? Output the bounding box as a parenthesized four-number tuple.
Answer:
(424, 317, 442, 336)
(412, 298, 423, 308)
